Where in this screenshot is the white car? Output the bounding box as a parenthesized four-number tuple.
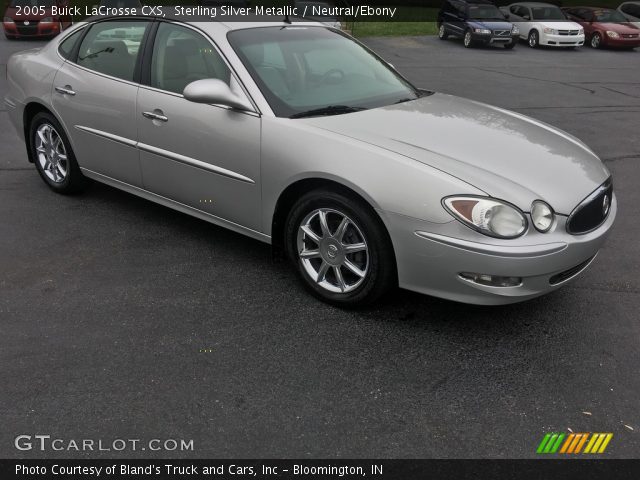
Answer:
(502, 2, 585, 48)
(618, 2, 640, 27)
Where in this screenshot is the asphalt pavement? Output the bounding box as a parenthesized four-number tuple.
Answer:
(1, 34, 638, 459)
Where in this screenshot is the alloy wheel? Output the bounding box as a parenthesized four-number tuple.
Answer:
(591, 34, 601, 48)
(464, 31, 472, 47)
(296, 208, 369, 294)
(529, 31, 538, 48)
(35, 124, 68, 184)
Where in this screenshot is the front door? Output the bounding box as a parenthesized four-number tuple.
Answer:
(137, 22, 261, 231)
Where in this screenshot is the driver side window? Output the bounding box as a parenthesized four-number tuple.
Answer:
(150, 22, 231, 95)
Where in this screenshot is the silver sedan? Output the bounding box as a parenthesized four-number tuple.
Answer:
(5, 14, 616, 306)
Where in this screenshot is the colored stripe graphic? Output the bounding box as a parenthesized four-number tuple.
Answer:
(584, 433, 614, 454)
(537, 433, 613, 454)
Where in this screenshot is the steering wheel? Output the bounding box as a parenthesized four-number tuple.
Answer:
(318, 68, 346, 85)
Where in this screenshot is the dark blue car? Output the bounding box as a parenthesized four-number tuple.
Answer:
(438, 0, 520, 48)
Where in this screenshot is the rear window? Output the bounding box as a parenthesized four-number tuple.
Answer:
(76, 20, 148, 82)
(58, 28, 85, 60)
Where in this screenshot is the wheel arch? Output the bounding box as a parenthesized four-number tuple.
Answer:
(22, 101, 58, 163)
(270, 177, 395, 269)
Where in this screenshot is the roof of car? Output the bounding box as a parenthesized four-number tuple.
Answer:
(461, 0, 497, 5)
(510, 2, 561, 6)
(84, 10, 322, 31)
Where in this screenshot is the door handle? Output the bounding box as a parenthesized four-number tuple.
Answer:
(55, 86, 76, 96)
(142, 111, 168, 122)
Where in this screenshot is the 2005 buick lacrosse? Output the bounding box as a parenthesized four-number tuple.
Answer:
(5, 13, 615, 306)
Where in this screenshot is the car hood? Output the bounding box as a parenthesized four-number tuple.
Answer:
(536, 21, 583, 30)
(303, 94, 610, 215)
(595, 22, 640, 33)
(468, 20, 513, 29)
(4, 6, 53, 20)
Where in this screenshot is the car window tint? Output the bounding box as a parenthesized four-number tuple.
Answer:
(58, 28, 84, 60)
(150, 22, 231, 95)
(622, 4, 640, 17)
(76, 21, 147, 82)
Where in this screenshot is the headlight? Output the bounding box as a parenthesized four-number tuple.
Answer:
(41, 17, 54, 23)
(474, 28, 492, 35)
(531, 201, 555, 233)
(512, 26, 520, 35)
(606, 31, 620, 38)
(579, 28, 584, 35)
(443, 196, 527, 239)
(3, 17, 14, 23)
(543, 27, 557, 34)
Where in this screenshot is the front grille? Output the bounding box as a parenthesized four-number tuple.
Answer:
(493, 30, 510, 37)
(549, 256, 596, 285)
(558, 30, 580, 36)
(16, 21, 39, 36)
(622, 34, 639, 39)
(566, 179, 613, 235)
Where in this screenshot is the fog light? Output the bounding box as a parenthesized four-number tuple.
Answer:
(459, 272, 522, 287)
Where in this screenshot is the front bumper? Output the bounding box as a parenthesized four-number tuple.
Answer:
(604, 36, 640, 48)
(473, 32, 519, 45)
(540, 32, 585, 47)
(3, 21, 61, 38)
(384, 194, 617, 305)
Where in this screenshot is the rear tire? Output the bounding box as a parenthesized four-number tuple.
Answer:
(29, 112, 87, 194)
(284, 189, 396, 307)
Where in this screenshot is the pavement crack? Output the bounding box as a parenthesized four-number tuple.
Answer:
(602, 154, 640, 163)
(474, 67, 597, 94)
(601, 86, 640, 100)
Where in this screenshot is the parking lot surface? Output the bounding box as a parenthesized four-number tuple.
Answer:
(1, 34, 639, 458)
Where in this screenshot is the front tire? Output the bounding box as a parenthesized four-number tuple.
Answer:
(29, 112, 87, 194)
(285, 189, 396, 307)
(528, 30, 539, 48)
(438, 23, 449, 40)
(463, 30, 474, 48)
(590, 33, 602, 49)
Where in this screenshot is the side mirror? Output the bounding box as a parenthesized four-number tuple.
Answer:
(183, 79, 253, 111)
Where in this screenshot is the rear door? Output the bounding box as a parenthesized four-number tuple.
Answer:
(136, 21, 261, 231)
(52, 19, 150, 186)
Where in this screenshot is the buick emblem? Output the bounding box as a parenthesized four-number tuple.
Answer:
(602, 195, 610, 216)
(24, 21, 30, 26)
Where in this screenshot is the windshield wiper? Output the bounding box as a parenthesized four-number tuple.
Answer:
(289, 105, 367, 119)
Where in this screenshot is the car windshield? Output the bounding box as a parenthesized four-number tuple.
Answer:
(9, 0, 55, 6)
(228, 26, 420, 118)
(531, 6, 566, 20)
(467, 5, 504, 20)
(593, 9, 628, 22)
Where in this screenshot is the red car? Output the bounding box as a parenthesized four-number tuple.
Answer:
(563, 6, 640, 48)
(3, 0, 72, 40)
